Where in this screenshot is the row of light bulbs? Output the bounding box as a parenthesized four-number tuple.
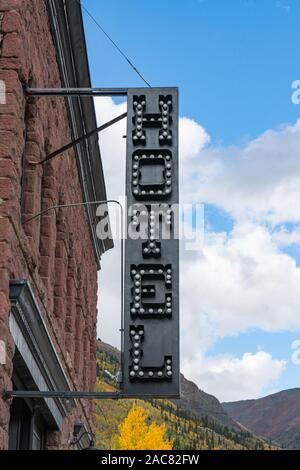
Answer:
(130, 267, 172, 315)
(132, 154, 172, 196)
(159, 100, 172, 142)
(131, 208, 173, 227)
(132, 97, 173, 143)
(129, 328, 172, 379)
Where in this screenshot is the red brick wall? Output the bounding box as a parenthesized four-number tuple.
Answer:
(0, 0, 98, 449)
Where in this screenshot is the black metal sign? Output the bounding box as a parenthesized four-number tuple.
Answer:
(123, 88, 179, 398)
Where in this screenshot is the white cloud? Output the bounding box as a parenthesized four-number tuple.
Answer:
(182, 351, 286, 402)
(180, 119, 300, 224)
(178, 220, 298, 398)
(181, 223, 300, 344)
(94, 98, 127, 347)
(94, 97, 297, 400)
(96, 234, 123, 350)
(179, 117, 210, 159)
(94, 97, 127, 200)
(272, 225, 300, 246)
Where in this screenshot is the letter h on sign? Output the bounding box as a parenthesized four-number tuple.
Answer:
(123, 88, 179, 398)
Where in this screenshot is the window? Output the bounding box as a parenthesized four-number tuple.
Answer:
(8, 398, 32, 450)
(9, 280, 77, 449)
(8, 395, 47, 450)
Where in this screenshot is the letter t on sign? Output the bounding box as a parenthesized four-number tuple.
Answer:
(123, 88, 179, 398)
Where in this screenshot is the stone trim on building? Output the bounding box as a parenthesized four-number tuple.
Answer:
(47, 0, 114, 266)
(9, 279, 76, 430)
(0, 0, 112, 449)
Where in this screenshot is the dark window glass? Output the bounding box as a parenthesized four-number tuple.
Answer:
(8, 399, 32, 450)
(8, 398, 47, 450)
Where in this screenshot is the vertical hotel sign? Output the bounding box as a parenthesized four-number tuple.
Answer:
(123, 88, 179, 398)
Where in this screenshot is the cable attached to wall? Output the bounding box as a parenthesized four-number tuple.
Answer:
(75, 0, 151, 88)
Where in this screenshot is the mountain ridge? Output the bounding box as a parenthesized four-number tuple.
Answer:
(96, 339, 270, 449)
(223, 388, 300, 449)
(97, 338, 237, 429)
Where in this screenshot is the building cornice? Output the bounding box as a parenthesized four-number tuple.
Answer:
(47, 0, 113, 268)
(9, 280, 76, 430)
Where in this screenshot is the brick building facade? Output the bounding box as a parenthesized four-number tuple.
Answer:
(0, 0, 112, 449)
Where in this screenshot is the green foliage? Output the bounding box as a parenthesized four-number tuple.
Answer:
(95, 349, 270, 450)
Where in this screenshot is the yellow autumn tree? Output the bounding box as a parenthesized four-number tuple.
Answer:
(113, 405, 173, 450)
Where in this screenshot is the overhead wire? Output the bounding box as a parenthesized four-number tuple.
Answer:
(75, 0, 151, 87)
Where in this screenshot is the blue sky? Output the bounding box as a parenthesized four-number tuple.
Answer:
(82, 0, 300, 400)
(83, 0, 300, 144)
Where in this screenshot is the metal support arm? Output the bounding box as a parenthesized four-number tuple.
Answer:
(4, 390, 178, 400)
(5, 200, 125, 402)
(24, 87, 128, 164)
(31, 112, 127, 165)
(4, 390, 123, 400)
(26, 87, 128, 97)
